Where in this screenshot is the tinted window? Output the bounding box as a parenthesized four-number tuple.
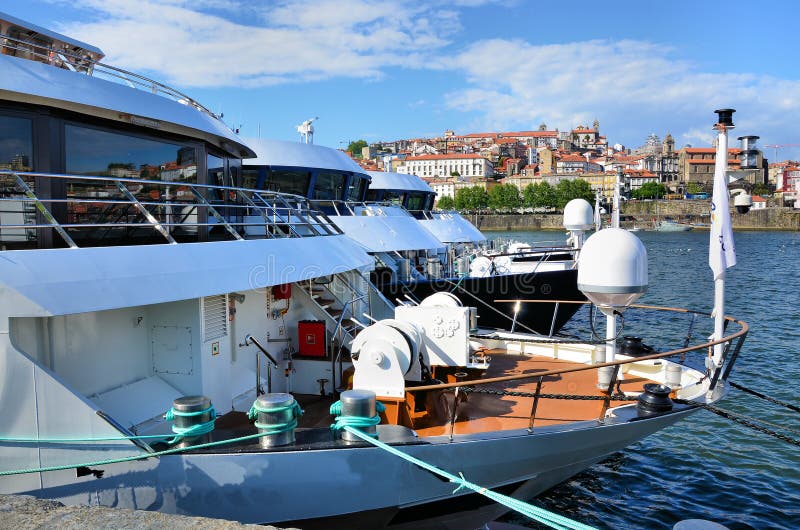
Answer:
(0, 115, 33, 171)
(382, 191, 405, 205)
(66, 125, 197, 183)
(265, 169, 310, 196)
(314, 171, 346, 200)
(406, 192, 426, 211)
(64, 125, 199, 243)
(0, 115, 35, 246)
(347, 175, 367, 201)
(365, 189, 380, 201)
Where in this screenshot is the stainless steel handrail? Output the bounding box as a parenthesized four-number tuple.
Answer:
(0, 33, 219, 121)
(0, 170, 343, 247)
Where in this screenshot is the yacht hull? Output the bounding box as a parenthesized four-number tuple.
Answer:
(378, 269, 585, 334)
(6, 407, 695, 529)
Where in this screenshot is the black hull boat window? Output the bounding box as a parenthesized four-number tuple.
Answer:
(0, 115, 36, 249)
(64, 124, 199, 246)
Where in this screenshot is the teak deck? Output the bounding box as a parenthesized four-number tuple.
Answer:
(283, 351, 654, 438)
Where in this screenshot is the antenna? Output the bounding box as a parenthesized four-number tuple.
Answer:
(296, 117, 319, 144)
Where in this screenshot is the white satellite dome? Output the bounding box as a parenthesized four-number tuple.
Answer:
(577, 228, 648, 310)
(563, 198, 594, 231)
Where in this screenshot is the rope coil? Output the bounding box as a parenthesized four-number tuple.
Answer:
(247, 401, 304, 433)
(329, 400, 386, 438)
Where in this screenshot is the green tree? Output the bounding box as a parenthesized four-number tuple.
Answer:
(454, 186, 489, 211)
(450, 171, 460, 177)
(522, 182, 557, 208)
(632, 181, 667, 200)
(436, 195, 455, 210)
(686, 182, 703, 195)
(347, 139, 368, 158)
(488, 184, 521, 211)
(751, 183, 772, 196)
(554, 179, 594, 209)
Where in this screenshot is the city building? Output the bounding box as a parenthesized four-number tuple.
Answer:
(397, 153, 494, 179)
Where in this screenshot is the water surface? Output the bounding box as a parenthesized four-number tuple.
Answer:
(494, 230, 800, 530)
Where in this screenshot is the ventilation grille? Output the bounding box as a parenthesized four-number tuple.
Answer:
(203, 295, 228, 342)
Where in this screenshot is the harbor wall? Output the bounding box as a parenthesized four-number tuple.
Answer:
(469, 202, 800, 231)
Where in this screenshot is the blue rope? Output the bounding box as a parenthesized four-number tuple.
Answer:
(0, 406, 219, 445)
(247, 401, 304, 432)
(329, 400, 386, 438)
(165, 405, 217, 443)
(342, 426, 597, 530)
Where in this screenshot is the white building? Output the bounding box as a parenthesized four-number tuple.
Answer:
(398, 153, 494, 179)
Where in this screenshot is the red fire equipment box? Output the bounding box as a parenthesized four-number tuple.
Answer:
(272, 283, 292, 300)
(298, 320, 326, 357)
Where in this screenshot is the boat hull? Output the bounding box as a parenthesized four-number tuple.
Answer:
(378, 269, 585, 334)
(5, 407, 696, 529)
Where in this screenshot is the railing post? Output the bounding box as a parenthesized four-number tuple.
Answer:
(13, 173, 78, 249)
(527, 376, 544, 433)
(115, 181, 176, 244)
(598, 365, 620, 421)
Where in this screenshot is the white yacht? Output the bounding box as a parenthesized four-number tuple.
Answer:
(0, 13, 750, 530)
(363, 170, 588, 333)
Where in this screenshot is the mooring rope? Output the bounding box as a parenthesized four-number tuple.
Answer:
(342, 425, 597, 530)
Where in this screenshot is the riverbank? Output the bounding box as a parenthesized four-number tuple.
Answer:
(0, 494, 293, 529)
(466, 202, 800, 231)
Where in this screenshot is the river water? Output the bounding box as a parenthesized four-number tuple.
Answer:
(492, 230, 800, 530)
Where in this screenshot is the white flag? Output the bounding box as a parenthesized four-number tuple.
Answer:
(709, 130, 736, 280)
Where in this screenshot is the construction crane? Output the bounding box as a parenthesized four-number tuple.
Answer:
(764, 144, 800, 161)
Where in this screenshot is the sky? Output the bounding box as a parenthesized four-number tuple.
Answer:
(4, 0, 800, 161)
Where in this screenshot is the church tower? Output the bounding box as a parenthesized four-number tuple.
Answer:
(663, 133, 674, 155)
(592, 118, 600, 131)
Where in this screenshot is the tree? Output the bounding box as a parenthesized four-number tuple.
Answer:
(632, 181, 667, 200)
(488, 184, 521, 211)
(436, 195, 455, 210)
(450, 171, 460, 177)
(686, 182, 703, 195)
(554, 179, 594, 209)
(522, 182, 557, 208)
(347, 140, 367, 158)
(751, 183, 773, 196)
(454, 186, 489, 211)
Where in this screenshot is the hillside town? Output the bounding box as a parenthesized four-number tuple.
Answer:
(341, 121, 799, 210)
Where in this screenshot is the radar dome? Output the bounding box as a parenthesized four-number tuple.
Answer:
(577, 228, 647, 310)
(563, 199, 594, 231)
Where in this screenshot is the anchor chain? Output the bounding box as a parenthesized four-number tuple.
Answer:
(729, 381, 800, 413)
(462, 386, 631, 401)
(675, 399, 800, 447)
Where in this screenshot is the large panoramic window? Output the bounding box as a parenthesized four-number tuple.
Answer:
(264, 169, 311, 197)
(64, 124, 198, 242)
(66, 125, 197, 183)
(313, 171, 346, 201)
(0, 115, 35, 246)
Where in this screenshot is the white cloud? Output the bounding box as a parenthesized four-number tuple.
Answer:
(440, 38, 800, 150)
(57, 0, 461, 87)
(44, 0, 800, 155)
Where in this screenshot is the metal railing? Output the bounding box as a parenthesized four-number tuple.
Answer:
(1, 32, 220, 122)
(309, 200, 415, 218)
(404, 301, 748, 432)
(0, 170, 342, 248)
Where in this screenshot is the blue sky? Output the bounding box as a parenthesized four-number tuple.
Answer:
(5, 0, 800, 160)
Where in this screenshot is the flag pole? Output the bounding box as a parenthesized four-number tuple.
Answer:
(710, 109, 737, 368)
